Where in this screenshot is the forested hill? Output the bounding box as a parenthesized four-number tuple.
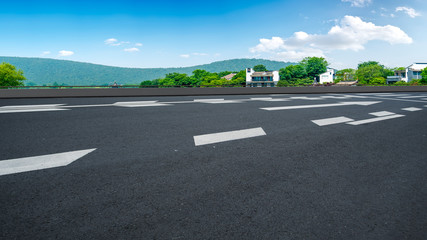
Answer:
(0, 57, 294, 86)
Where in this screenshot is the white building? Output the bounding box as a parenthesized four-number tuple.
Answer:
(387, 63, 427, 83)
(246, 68, 279, 87)
(318, 68, 335, 84)
(405, 63, 426, 82)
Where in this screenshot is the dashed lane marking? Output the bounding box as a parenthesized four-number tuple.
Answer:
(312, 116, 354, 126)
(0, 149, 96, 176)
(260, 101, 380, 111)
(193, 98, 225, 102)
(369, 111, 395, 117)
(398, 96, 427, 99)
(402, 107, 423, 112)
(346, 114, 405, 126)
(0, 104, 68, 113)
(113, 101, 171, 107)
(194, 127, 266, 146)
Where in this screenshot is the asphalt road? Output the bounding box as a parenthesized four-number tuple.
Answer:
(1, 92, 426, 239)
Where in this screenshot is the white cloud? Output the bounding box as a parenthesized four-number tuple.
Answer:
(396, 7, 421, 18)
(342, 0, 372, 7)
(41, 51, 51, 56)
(124, 48, 140, 52)
(192, 52, 208, 56)
(58, 50, 74, 57)
(105, 38, 120, 46)
(250, 15, 412, 62)
(135, 43, 143, 47)
(180, 54, 190, 58)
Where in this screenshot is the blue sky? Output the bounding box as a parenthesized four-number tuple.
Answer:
(0, 0, 426, 69)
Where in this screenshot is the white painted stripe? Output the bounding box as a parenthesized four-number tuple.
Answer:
(194, 98, 224, 102)
(250, 97, 272, 100)
(346, 114, 405, 125)
(0, 104, 65, 109)
(265, 99, 290, 102)
(0, 108, 69, 113)
(320, 96, 350, 99)
(66, 104, 114, 108)
(260, 101, 380, 111)
(114, 101, 158, 105)
(0, 149, 96, 176)
(372, 94, 408, 97)
(369, 111, 395, 117)
(402, 107, 422, 112)
(290, 96, 323, 100)
(312, 116, 354, 126)
(0, 104, 67, 113)
(203, 100, 243, 104)
(113, 101, 170, 107)
(398, 96, 427, 99)
(118, 103, 171, 107)
(194, 127, 266, 146)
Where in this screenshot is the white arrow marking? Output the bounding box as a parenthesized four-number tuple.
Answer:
(194, 127, 266, 146)
(0, 149, 96, 176)
(260, 101, 381, 111)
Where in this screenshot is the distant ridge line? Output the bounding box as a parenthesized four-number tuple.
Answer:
(0, 56, 294, 86)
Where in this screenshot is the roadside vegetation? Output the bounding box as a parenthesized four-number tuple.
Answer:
(0, 62, 26, 87)
(1, 58, 426, 88)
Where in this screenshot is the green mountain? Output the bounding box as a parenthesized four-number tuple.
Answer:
(0, 56, 294, 86)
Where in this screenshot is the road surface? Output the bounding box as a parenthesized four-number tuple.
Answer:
(1, 92, 426, 239)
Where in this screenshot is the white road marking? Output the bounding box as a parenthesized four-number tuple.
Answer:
(265, 98, 290, 102)
(194, 98, 224, 102)
(402, 107, 422, 112)
(113, 101, 171, 107)
(250, 97, 272, 100)
(371, 94, 409, 97)
(398, 96, 427, 99)
(194, 127, 266, 146)
(202, 100, 244, 104)
(369, 111, 395, 117)
(290, 96, 323, 100)
(360, 96, 427, 103)
(66, 104, 114, 108)
(320, 96, 350, 99)
(260, 101, 380, 111)
(312, 117, 354, 126)
(0, 149, 96, 176)
(346, 114, 405, 125)
(0, 104, 68, 113)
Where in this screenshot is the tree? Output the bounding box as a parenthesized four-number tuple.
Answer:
(335, 68, 356, 82)
(253, 64, 267, 72)
(420, 67, 427, 84)
(300, 57, 328, 81)
(0, 62, 26, 86)
(356, 61, 393, 84)
(140, 80, 153, 87)
(279, 65, 307, 81)
(163, 72, 191, 86)
(230, 70, 246, 86)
